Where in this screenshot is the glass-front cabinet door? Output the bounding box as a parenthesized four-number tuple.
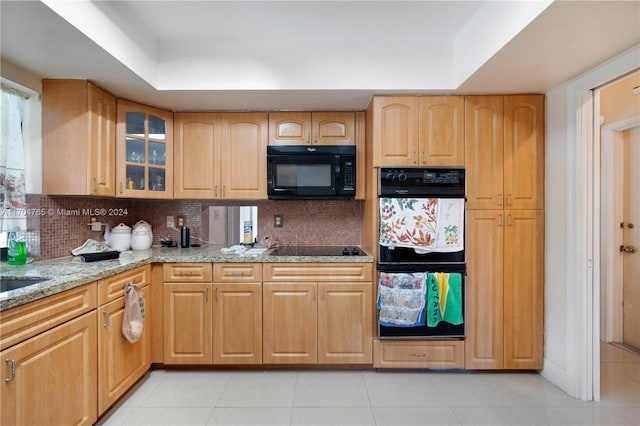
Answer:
(116, 100, 173, 198)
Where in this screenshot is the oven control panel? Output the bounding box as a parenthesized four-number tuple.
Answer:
(379, 167, 465, 197)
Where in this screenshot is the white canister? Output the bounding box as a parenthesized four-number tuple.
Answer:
(131, 220, 153, 250)
(109, 223, 132, 251)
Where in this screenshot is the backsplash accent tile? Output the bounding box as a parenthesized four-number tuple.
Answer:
(26, 195, 363, 260)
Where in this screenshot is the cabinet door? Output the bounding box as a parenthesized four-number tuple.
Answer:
(465, 210, 504, 369)
(312, 112, 355, 145)
(317, 282, 372, 364)
(504, 95, 545, 209)
(369, 96, 419, 166)
(163, 283, 212, 364)
(263, 283, 317, 364)
(504, 210, 544, 369)
(116, 100, 173, 198)
(88, 82, 116, 196)
(98, 285, 151, 415)
(419, 96, 464, 166)
(1, 312, 97, 426)
(269, 111, 311, 145)
(465, 96, 504, 209)
(174, 112, 221, 199)
(213, 283, 262, 364)
(220, 112, 268, 199)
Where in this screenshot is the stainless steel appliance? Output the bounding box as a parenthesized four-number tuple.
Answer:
(377, 167, 466, 339)
(267, 145, 356, 199)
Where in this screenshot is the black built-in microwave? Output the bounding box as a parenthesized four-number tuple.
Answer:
(267, 145, 356, 199)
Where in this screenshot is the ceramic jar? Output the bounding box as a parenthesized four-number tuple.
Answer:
(131, 220, 153, 250)
(109, 223, 132, 251)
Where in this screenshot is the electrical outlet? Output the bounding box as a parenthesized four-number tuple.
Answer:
(177, 216, 185, 227)
(274, 215, 283, 228)
(166, 216, 175, 228)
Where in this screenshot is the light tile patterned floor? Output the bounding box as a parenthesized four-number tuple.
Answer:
(97, 343, 639, 425)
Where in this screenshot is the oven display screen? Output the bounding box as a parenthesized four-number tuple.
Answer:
(423, 171, 460, 184)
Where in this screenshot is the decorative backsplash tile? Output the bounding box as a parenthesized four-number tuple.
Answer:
(25, 194, 363, 260)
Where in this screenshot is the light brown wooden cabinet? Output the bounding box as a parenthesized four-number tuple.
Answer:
(367, 96, 464, 166)
(263, 263, 373, 365)
(97, 265, 151, 415)
(465, 95, 544, 210)
(213, 263, 263, 364)
(42, 79, 116, 196)
(1, 293, 98, 426)
(116, 99, 174, 198)
(163, 263, 213, 364)
(269, 111, 355, 145)
(173, 112, 268, 199)
(465, 209, 544, 370)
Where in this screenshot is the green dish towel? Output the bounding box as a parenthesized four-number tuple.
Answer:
(426, 272, 463, 327)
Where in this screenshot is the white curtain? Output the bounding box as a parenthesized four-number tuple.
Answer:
(0, 88, 27, 232)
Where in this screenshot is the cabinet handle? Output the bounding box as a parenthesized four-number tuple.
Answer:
(497, 193, 503, 206)
(93, 177, 99, 192)
(507, 194, 513, 206)
(422, 151, 427, 164)
(206, 288, 209, 302)
(413, 151, 418, 164)
(222, 186, 226, 197)
(103, 311, 110, 327)
(507, 214, 513, 226)
(4, 359, 15, 383)
(311, 287, 316, 302)
(314, 132, 318, 144)
(498, 213, 504, 227)
(412, 353, 427, 359)
(214, 185, 218, 197)
(215, 287, 218, 302)
(120, 182, 124, 194)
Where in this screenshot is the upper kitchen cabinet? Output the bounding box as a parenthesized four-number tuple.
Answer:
(269, 111, 355, 145)
(174, 112, 221, 199)
(116, 100, 173, 199)
(42, 79, 116, 196)
(220, 112, 268, 199)
(368, 96, 463, 167)
(419, 96, 464, 166)
(465, 95, 544, 210)
(174, 112, 268, 199)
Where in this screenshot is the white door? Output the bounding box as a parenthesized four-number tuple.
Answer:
(622, 127, 640, 351)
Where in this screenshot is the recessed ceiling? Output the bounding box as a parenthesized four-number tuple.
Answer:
(1, 1, 639, 111)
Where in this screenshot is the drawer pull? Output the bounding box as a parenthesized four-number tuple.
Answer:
(230, 271, 245, 276)
(103, 311, 111, 327)
(4, 359, 15, 382)
(412, 353, 427, 359)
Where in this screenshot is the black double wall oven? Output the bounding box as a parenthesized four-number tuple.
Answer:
(377, 167, 466, 339)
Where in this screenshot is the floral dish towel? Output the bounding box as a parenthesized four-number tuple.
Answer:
(379, 197, 464, 253)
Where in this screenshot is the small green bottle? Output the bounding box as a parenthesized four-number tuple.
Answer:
(7, 232, 27, 265)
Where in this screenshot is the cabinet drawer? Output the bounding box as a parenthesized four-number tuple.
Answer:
(0, 283, 97, 351)
(213, 263, 262, 282)
(163, 263, 212, 282)
(263, 263, 373, 282)
(98, 265, 150, 305)
(373, 340, 464, 368)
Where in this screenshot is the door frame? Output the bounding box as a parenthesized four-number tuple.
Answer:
(600, 116, 640, 345)
(565, 45, 639, 401)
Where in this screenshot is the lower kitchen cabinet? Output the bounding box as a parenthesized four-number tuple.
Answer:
(373, 339, 465, 368)
(263, 282, 318, 364)
(163, 282, 213, 364)
(213, 283, 263, 364)
(98, 284, 151, 415)
(1, 311, 98, 426)
(465, 209, 544, 369)
(263, 263, 374, 365)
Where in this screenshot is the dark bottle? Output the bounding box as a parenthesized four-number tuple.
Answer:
(180, 226, 190, 248)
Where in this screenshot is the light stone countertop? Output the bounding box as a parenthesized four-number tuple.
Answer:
(0, 244, 373, 312)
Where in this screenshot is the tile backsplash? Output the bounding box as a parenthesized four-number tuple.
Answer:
(25, 194, 363, 260)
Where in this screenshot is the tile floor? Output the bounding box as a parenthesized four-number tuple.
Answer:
(98, 343, 639, 426)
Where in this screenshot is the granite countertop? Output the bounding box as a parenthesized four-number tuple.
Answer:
(0, 245, 373, 312)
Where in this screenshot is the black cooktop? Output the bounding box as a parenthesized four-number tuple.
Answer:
(270, 246, 366, 257)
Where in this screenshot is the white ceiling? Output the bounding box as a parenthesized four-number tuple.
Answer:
(1, 1, 639, 111)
